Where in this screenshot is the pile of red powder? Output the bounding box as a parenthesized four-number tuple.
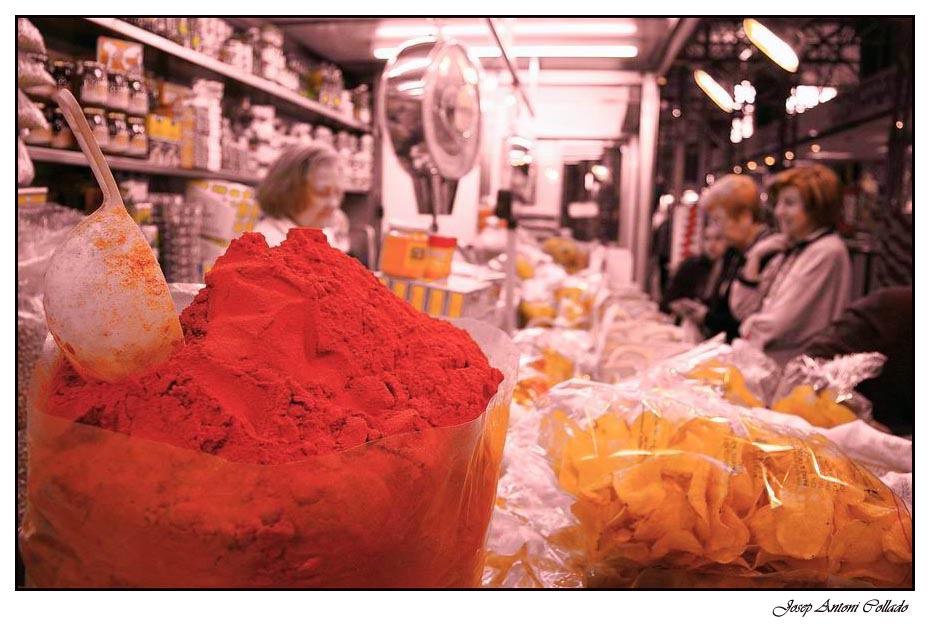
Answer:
(47, 228, 504, 464)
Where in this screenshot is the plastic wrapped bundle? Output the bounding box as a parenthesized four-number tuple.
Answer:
(16, 203, 84, 528)
(18, 53, 55, 96)
(771, 353, 887, 429)
(18, 89, 49, 131)
(18, 18, 47, 55)
(18, 138, 34, 186)
(664, 336, 781, 408)
(22, 318, 518, 587)
(539, 380, 913, 588)
(483, 404, 585, 588)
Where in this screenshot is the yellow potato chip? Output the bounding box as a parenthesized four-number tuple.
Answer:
(612, 459, 667, 517)
(881, 511, 913, 564)
(748, 505, 785, 556)
(774, 486, 834, 560)
(728, 468, 763, 517)
(705, 505, 750, 564)
(651, 529, 704, 559)
(633, 480, 697, 542)
(830, 520, 883, 565)
(686, 460, 711, 523)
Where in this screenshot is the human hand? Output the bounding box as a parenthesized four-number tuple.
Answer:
(742, 234, 790, 281)
(747, 234, 791, 261)
(671, 298, 708, 324)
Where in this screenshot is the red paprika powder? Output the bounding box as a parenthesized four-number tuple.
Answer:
(47, 228, 504, 464)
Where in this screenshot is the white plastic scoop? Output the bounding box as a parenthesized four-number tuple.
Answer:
(43, 89, 183, 382)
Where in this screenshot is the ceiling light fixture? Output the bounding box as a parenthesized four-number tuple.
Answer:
(694, 70, 735, 113)
(764, 156, 776, 166)
(743, 18, 799, 73)
(374, 44, 638, 60)
(810, 144, 821, 153)
(374, 20, 637, 39)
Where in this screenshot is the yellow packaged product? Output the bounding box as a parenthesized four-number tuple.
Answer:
(769, 353, 887, 429)
(540, 381, 912, 588)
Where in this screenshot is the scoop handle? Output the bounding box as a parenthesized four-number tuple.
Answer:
(53, 89, 122, 208)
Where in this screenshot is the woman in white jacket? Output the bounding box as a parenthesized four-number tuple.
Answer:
(730, 165, 851, 364)
(254, 143, 350, 252)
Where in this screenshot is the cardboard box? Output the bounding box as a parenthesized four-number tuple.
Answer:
(377, 273, 497, 321)
(187, 180, 261, 241)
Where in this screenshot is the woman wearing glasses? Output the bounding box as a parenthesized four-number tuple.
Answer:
(255, 143, 350, 251)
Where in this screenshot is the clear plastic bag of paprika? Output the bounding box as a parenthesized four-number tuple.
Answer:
(20, 305, 519, 588)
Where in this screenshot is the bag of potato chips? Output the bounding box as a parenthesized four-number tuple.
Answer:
(539, 379, 912, 588)
(649, 336, 780, 408)
(770, 353, 887, 430)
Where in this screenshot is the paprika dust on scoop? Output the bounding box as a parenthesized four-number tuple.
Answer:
(47, 228, 504, 464)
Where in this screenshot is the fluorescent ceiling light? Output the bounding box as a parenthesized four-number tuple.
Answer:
(512, 21, 637, 36)
(511, 45, 637, 58)
(374, 45, 500, 59)
(375, 20, 637, 39)
(374, 44, 637, 60)
(744, 19, 799, 73)
(375, 24, 487, 38)
(694, 70, 735, 113)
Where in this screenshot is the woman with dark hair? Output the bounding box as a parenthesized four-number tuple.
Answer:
(254, 143, 350, 251)
(730, 165, 852, 364)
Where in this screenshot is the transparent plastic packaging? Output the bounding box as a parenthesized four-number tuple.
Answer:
(771, 353, 887, 429)
(18, 89, 49, 131)
(17, 204, 85, 528)
(21, 318, 518, 588)
(483, 404, 585, 588)
(17, 18, 47, 56)
(18, 138, 34, 186)
(18, 53, 55, 96)
(537, 380, 912, 588)
(511, 327, 595, 407)
(655, 336, 781, 408)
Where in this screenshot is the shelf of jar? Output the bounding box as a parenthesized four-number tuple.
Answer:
(29, 146, 372, 194)
(82, 17, 371, 133)
(28, 146, 261, 185)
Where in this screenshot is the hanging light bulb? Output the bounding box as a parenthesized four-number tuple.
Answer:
(730, 118, 743, 144)
(744, 19, 799, 73)
(694, 70, 735, 113)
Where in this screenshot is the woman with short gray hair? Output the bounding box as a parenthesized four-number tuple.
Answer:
(254, 143, 350, 251)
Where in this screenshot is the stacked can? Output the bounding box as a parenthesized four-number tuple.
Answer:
(153, 193, 203, 283)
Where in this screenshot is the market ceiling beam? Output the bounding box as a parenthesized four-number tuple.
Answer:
(656, 17, 701, 76)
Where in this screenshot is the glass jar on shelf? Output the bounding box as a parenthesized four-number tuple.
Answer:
(50, 60, 76, 92)
(83, 106, 109, 149)
(106, 111, 130, 155)
(127, 73, 149, 116)
(108, 71, 130, 112)
(127, 116, 148, 157)
(77, 61, 109, 106)
(50, 107, 75, 149)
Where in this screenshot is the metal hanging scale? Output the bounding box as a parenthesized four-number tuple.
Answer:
(381, 38, 482, 231)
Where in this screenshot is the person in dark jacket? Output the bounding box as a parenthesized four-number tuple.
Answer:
(669, 175, 771, 340)
(660, 222, 726, 314)
(803, 286, 914, 435)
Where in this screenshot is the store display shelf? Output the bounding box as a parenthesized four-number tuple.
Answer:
(30, 146, 372, 194)
(83, 17, 371, 133)
(28, 146, 263, 185)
